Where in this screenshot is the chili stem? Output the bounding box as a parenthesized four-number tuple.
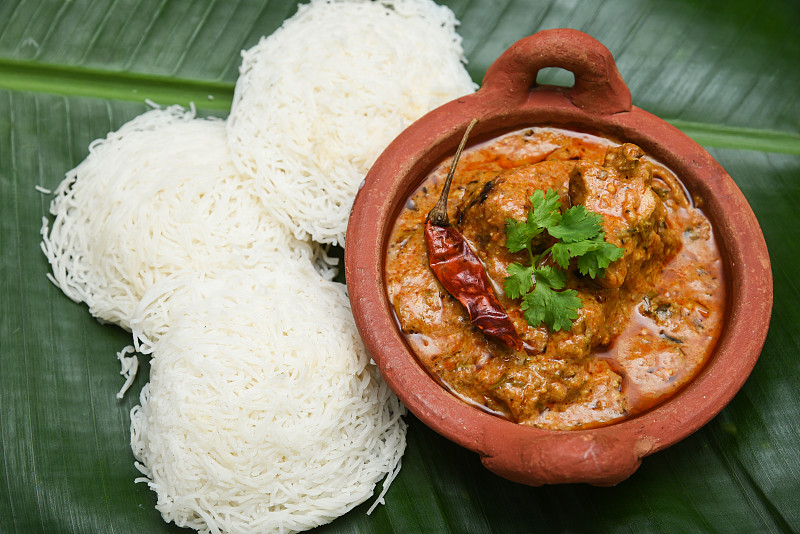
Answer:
(427, 118, 479, 227)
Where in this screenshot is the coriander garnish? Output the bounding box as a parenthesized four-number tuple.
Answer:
(503, 188, 625, 332)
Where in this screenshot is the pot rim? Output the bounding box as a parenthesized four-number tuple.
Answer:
(345, 28, 772, 486)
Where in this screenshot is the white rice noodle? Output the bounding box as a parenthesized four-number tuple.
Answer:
(115, 345, 139, 400)
(129, 268, 407, 534)
(227, 0, 477, 245)
(40, 105, 322, 330)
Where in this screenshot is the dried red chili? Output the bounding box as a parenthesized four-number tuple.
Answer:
(424, 119, 527, 353)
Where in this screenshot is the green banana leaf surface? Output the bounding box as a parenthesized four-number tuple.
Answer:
(2, 0, 799, 532)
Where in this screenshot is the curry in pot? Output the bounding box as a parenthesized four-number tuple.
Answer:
(385, 127, 725, 430)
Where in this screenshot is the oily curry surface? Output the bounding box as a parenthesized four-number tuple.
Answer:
(385, 127, 725, 430)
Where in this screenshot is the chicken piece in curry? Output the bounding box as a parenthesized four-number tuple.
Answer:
(385, 128, 725, 430)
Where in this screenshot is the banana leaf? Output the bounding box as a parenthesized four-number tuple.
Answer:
(1, 0, 799, 532)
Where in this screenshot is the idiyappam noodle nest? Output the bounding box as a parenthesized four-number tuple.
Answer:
(130, 267, 406, 533)
(40, 106, 325, 331)
(227, 0, 477, 245)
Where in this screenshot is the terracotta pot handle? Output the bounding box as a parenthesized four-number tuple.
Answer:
(481, 28, 632, 115)
(479, 430, 642, 486)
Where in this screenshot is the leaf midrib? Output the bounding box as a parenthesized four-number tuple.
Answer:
(2, 57, 799, 155)
(0, 58, 233, 112)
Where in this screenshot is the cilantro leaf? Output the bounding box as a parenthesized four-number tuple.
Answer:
(504, 189, 562, 253)
(576, 239, 626, 278)
(550, 241, 575, 270)
(521, 283, 582, 332)
(551, 237, 620, 271)
(533, 265, 566, 290)
(504, 262, 534, 299)
(528, 189, 562, 230)
(504, 218, 540, 253)
(503, 187, 625, 332)
(547, 205, 604, 243)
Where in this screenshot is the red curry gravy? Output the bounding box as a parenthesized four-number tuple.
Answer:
(385, 127, 725, 430)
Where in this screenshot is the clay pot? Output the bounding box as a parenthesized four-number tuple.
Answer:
(345, 28, 772, 486)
